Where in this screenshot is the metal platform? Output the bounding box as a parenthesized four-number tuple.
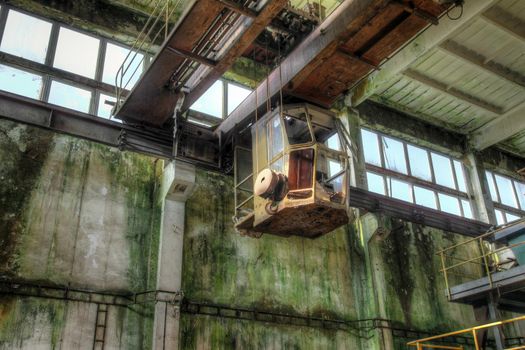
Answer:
(449, 265, 525, 313)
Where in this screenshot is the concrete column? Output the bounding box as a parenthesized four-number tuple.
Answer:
(465, 152, 496, 225)
(152, 160, 195, 350)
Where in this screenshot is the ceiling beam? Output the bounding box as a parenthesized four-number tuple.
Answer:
(403, 69, 503, 115)
(469, 101, 525, 150)
(181, 0, 288, 111)
(438, 40, 525, 89)
(216, 0, 383, 135)
(349, 0, 497, 106)
(480, 6, 525, 44)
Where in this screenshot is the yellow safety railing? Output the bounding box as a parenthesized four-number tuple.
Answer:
(437, 218, 525, 300)
(115, 0, 184, 106)
(407, 315, 525, 349)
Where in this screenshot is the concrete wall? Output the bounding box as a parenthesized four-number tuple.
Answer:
(0, 119, 521, 349)
(0, 119, 161, 349)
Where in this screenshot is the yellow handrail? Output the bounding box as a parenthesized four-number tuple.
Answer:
(407, 316, 525, 350)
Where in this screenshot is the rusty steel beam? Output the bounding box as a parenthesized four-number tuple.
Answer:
(348, 186, 491, 236)
(182, 0, 289, 111)
(166, 46, 217, 67)
(214, 0, 258, 18)
(216, 0, 384, 135)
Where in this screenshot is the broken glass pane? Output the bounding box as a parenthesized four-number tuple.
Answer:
(103, 42, 144, 89)
(366, 172, 385, 195)
(494, 174, 518, 208)
(407, 144, 431, 181)
(389, 178, 412, 203)
(48, 80, 92, 113)
(0, 64, 42, 99)
(382, 136, 407, 174)
(438, 193, 461, 216)
(485, 171, 499, 202)
(414, 186, 437, 209)
(227, 82, 251, 114)
(0, 10, 52, 63)
(190, 80, 223, 118)
(54, 27, 100, 78)
(283, 114, 312, 145)
(432, 153, 455, 189)
(97, 93, 118, 121)
(361, 129, 381, 166)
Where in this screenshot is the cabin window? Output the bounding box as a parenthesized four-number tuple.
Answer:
(283, 114, 312, 145)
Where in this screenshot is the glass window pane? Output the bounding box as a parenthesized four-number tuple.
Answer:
(366, 172, 385, 195)
(48, 81, 91, 113)
(461, 199, 473, 219)
(453, 160, 467, 193)
(389, 178, 412, 203)
(407, 145, 432, 181)
(432, 153, 455, 189)
(414, 186, 437, 209)
(190, 80, 223, 118)
(514, 181, 525, 210)
(0, 64, 42, 99)
(268, 115, 284, 160)
(485, 171, 499, 202)
(361, 129, 381, 166)
(0, 10, 52, 63)
(103, 43, 144, 89)
(382, 136, 407, 174)
(326, 133, 341, 151)
(97, 94, 119, 122)
(53, 27, 100, 78)
(494, 209, 505, 226)
(505, 212, 521, 223)
(227, 83, 251, 114)
(438, 193, 461, 216)
(494, 174, 518, 208)
(284, 114, 312, 145)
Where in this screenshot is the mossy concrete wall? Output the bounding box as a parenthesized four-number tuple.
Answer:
(0, 119, 161, 349)
(0, 119, 517, 349)
(180, 170, 486, 349)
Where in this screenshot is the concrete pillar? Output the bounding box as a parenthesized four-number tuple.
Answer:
(152, 160, 195, 350)
(465, 152, 496, 225)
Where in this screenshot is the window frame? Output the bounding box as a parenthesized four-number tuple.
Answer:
(361, 127, 474, 219)
(485, 170, 525, 223)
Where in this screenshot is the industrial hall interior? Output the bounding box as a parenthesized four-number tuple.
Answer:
(1, 0, 525, 349)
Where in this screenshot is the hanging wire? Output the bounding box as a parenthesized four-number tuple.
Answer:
(253, 47, 259, 174)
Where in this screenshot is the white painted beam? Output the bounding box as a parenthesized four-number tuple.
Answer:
(438, 40, 525, 89)
(470, 101, 525, 150)
(403, 69, 503, 115)
(480, 7, 525, 44)
(349, 0, 497, 106)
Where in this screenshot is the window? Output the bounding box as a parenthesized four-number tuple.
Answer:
(97, 93, 118, 121)
(362, 128, 472, 218)
(190, 80, 223, 118)
(361, 129, 381, 166)
(0, 64, 42, 99)
(0, 10, 52, 63)
(485, 171, 524, 225)
(103, 42, 144, 88)
(54, 27, 100, 78)
(227, 82, 251, 114)
(189, 80, 252, 122)
(326, 133, 341, 151)
(48, 80, 92, 113)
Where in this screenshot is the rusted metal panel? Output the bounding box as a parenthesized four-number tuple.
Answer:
(116, 0, 223, 125)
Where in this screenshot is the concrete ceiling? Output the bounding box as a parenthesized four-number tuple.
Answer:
(351, 0, 525, 157)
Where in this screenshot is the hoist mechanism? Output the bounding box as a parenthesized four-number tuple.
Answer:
(233, 103, 351, 239)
